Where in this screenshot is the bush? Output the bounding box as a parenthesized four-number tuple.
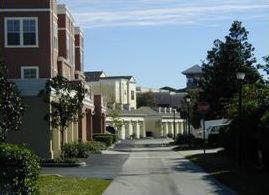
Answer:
(62, 142, 89, 159)
(0, 144, 40, 194)
(175, 134, 195, 145)
(208, 134, 219, 144)
(62, 143, 79, 159)
(93, 135, 113, 147)
(167, 133, 173, 138)
(87, 141, 106, 153)
(93, 134, 117, 144)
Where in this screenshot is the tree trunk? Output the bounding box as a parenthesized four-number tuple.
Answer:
(60, 126, 65, 150)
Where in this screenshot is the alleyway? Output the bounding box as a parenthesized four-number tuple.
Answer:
(104, 139, 237, 195)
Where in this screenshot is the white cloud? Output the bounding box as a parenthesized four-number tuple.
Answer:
(57, 0, 269, 28)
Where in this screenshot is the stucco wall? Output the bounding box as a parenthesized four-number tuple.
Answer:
(7, 96, 51, 158)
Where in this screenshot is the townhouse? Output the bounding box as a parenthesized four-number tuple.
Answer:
(85, 71, 185, 139)
(0, 0, 106, 158)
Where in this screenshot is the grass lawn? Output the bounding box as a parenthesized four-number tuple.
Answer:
(38, 176, 111, 195)
(186, 152, 269, 195)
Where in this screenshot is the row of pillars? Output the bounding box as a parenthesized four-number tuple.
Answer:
(118, 121, 145, 140)
(160, 121, 184, 137)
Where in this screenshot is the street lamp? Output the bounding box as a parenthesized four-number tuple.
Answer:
(186, 97, 191, 144)
(236, 70, 245, 165)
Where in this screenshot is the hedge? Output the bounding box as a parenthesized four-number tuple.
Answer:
(93, 134, 118, 144)
(93, 135, 113, 147)
(87, 141, 106, 153)
(0, 144, 40, 194)
(62, 142, 89, 159)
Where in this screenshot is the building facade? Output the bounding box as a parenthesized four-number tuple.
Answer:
(85, 72, 137, 110)
(0, 0, 105, 158)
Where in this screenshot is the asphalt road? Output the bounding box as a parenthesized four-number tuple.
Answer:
(41, 153, 129, 179)
(104, 139, 237, 195)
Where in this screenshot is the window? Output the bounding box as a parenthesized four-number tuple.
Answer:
(7, 20, 20, 45)
(5, 17, 38, 47)
(131, 90, 135, 100)
(21, 67, 39, 79)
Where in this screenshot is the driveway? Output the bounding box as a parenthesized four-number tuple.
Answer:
(104, 139, 237, 195)
(41, 152, 129, 179)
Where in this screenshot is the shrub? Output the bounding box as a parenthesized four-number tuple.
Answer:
(87, 141, 106, 153)
(93, 135, 113, 147)
(62, 143, 79, 159)
(110, 134, 118, 143)
(93, 134, 117, 143)
(62, 142, 89, 159)
(208, 134, 219, 144)
(175, 134, 195, 145)
(0, 144, 40, 194)
(167, 133, 173, 138)
(77, 141, 90, 158)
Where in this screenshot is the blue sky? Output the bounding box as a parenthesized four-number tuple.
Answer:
(58, 0, 269, 89)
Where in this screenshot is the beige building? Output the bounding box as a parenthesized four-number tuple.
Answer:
(106, 109, 146, 140)
(85, 72, 137, 110)
(136, 107, 185, 138)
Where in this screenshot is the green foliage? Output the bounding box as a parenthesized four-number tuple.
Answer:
(108, 109, 123, 130)
(62, 141, 89, 159)
(223, 83, 269, 165)
(0, 144, 40, 194)
(87, 141, 106, 153)
(93, 135, 113, 147)
(94, 133, 117, 143)
(200, 21, 261, 117)
(62, 141, 107, 159)
(175, 134, 196, 145)
(137, 91, 155, 108)
(39, 76, 86, 149)
(38, 176, 111, 195)
(0, 61, 25, 142)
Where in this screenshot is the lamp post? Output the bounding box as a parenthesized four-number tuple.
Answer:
(236, 71, 245, 165)
(186, 97, 191, 144)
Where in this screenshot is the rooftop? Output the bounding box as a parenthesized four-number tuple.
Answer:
(182, 65, 203, 75)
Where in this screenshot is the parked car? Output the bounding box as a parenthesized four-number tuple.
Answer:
(206, 123, 230, 138)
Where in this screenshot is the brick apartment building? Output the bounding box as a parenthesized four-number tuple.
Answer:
(0, 0, 106, 158)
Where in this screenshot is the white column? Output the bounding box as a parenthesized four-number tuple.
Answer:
(180, 122, 184, 135)
(170, 122, 174, 135)
(120, 124, 126, 140)
(165, 122, 169, 136)
(135, 122, 140, 139)
(140, 122, 146, 138)
(176, 122, 179, 135)
(161, 123, 164, 137)
(128, 121, 133, 139)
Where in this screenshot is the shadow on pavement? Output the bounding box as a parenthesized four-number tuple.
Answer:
(170, 157, 238, 195)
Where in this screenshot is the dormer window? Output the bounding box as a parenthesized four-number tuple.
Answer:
(5, 17, 38, 47)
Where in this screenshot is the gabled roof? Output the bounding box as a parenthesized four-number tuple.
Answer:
(84, 71, 106, 82)
(182, 65, 202, 75)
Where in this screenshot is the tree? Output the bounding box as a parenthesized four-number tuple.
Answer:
(108, 108, 123, 131)
(137, 91, 155, 108)
(0, 61, 25, 142)
(200, 21, 261, 117)
(39, 76, 86, 149)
